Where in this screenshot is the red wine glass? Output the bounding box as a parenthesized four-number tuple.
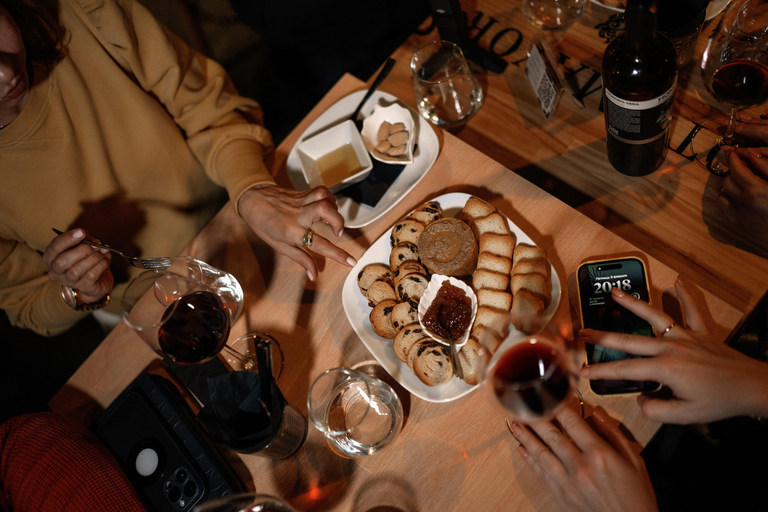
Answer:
(121, 256, 251, 366)
(693, 0, 768, 175)
(478, 315, 581, 423)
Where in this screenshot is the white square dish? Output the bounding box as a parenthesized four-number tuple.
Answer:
(296, 119, 373, 194)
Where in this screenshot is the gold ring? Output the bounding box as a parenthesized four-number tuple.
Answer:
(662, 321, 676, 336)
(302, 228, 314, 248)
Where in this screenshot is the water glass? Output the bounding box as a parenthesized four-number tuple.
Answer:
(193, 493, 295, 511)
(306, 367, 403, 457)
(521, 0, 587, 30)
(411, 40, 484, 127)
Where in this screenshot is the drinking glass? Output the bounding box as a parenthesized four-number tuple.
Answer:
(692, 0, 768, 175)
(478, 316, 579, 423)
(121, 256, 250, 366)
(193, 493, 295, 512)
(521, 0, 587, 30)
(411, 40, 484, 127)
(306, 367, 403, 457)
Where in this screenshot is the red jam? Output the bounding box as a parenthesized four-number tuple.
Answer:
(423, 281, 472, 341)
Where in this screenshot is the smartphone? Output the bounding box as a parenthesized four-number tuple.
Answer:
(576, 257, 660, 395)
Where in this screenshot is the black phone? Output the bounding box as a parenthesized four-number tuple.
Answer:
(576, 257, 660, 395)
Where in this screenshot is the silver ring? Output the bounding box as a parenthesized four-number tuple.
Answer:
(302, 228, 314, 248)
(661, 321, 676, 336)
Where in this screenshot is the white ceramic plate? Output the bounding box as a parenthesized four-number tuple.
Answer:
(287, 91, 440, 229)
(341, 192, 562, 403)
(590, 0, 727, 20)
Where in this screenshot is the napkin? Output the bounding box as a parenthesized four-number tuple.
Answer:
(195, 370, 287, 453)
(338, 157, 408, 207)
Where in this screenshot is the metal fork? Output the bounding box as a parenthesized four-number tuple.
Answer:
(52, 228, 172, 269)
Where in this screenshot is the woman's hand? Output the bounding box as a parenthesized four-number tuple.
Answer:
(580, 279, 768, 424)
(43, 228, 113, 304)
(718, 117, 768, 236)
(510, 406, 658, 512)
(717, 149, 768, 236)
(237, 184, 356, 281)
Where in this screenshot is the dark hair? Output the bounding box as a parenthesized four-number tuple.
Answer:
(1, 0, 65, 65)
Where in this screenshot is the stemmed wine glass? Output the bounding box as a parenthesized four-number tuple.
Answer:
(121, 256, 257, 368)
(693, 0, 768, 175)
(478, 315, 582, 424)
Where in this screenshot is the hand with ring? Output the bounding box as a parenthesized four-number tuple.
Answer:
(42, 228, 114, 304)
(579, 278, 768, 425)
(237, 184, 356, 281)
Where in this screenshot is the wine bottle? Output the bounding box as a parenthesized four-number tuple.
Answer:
(602, 0, 678, 176)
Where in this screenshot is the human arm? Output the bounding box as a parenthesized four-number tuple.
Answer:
(580, 279, 768, 424)
(80, 0, 352, 277)
(510, 406, 658, 512)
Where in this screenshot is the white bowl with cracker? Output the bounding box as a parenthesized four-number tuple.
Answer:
(361, 102, 416, 164)
(418, 274, 477, 349)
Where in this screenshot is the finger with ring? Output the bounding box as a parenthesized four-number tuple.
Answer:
(302, 228, 314, 248)
(661, 321, 676, 336)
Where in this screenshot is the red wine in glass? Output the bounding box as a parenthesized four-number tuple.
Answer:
(693, 0, 768, 175)
(710, 60, 768, 108)
(490, 338, 571, 420)
(158, 290, 231, 364)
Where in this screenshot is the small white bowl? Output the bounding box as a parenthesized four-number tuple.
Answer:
(296, 119, 373, 194)
(418, 274, 477, 349)
(361, 101, 416, 164)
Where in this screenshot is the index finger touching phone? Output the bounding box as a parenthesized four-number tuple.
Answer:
(609, 287, 676, 335)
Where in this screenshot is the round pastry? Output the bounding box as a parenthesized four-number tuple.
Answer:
(390, 218, 425, 247)
(370, 299, 399, 339)
(391, 299, 420, 331)
(365, 279, 396, 307)
(357, 263, 393, 296)
(408, 201, 443, 226)
(417, 218, 478, 276)
(393, 322, 429, 363)
(393, 261, 428, 284)
(407, 339, 454, 386)
(395, 273, 429, 303)
(389, 241, 420, 271)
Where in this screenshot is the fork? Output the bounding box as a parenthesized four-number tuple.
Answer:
(52, 228, 172, 269)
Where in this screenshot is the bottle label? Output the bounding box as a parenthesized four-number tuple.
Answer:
(604, 81, 676, 144)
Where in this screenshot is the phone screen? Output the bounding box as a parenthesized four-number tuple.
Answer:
(577, 257, 659, 395)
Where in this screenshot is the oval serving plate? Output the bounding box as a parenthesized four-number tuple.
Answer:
(286, 90, 439, 230)
(341, 192, 562, 403)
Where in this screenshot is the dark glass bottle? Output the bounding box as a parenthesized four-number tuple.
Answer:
(602, 0, 678, 176)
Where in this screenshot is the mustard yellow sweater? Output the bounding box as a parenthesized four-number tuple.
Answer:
(0, 0, 275, 335)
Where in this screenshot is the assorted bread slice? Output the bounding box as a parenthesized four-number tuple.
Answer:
(357, 196, 554, 388)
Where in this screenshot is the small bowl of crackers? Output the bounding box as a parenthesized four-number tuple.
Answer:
(361, 101, 416, 164)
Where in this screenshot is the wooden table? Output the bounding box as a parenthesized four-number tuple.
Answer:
(51, 74, 742, 511)
(376, 0, 768, 329)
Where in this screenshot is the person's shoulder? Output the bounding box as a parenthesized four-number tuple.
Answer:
(61, 0, 139, 26)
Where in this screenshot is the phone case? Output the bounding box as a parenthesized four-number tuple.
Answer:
(93, 372, 247, 511)
(576, 256, 660, 396)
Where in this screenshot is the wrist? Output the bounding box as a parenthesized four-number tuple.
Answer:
(60, 284, 110, 311)
(740, 360, 768, 419)
(235, 183, 274, 218)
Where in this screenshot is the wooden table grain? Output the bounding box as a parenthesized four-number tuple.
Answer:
(375, 0, 768, 328)
(51, 74, 742, 511)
